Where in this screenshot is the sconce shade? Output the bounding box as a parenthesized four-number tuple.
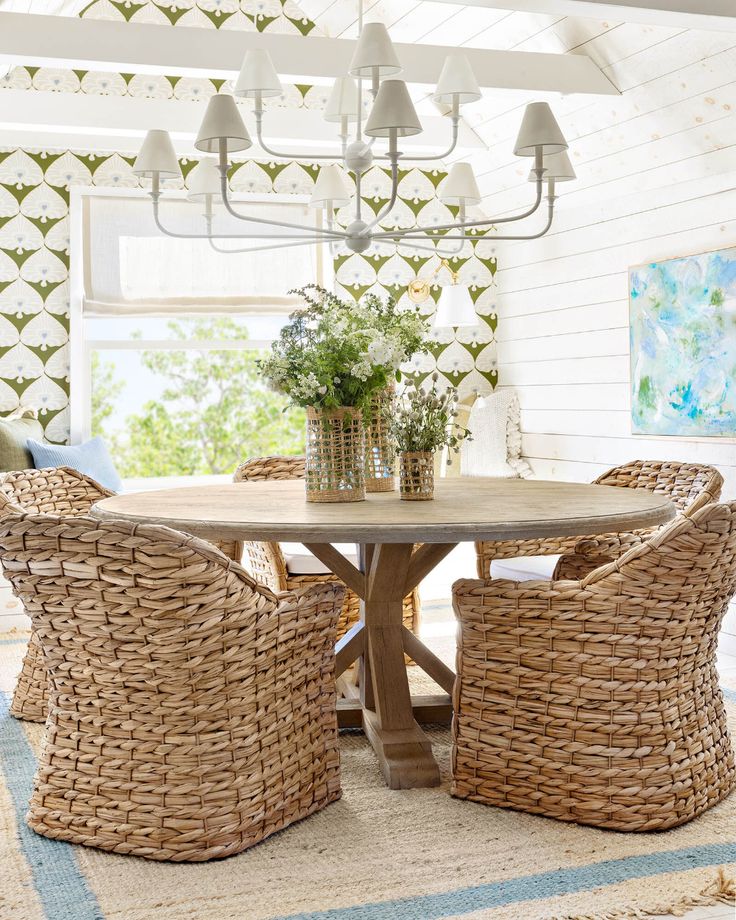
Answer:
(433, 282, 477, 328)
(187, 158, 221, 202)
(349, 22, 402, 78)
(310, 164, 351, 209)
(440, 162, 481, 206)
(195, 95, 252, 154)
(365, 80, 422, 138)
(324, 76, 361, 123)
(234, 49, 283, 98)
(527, 149, 576, 182)
(133, 129, 181, 178)
(433, 53, 481, 105)
(513, 102, 567, 157)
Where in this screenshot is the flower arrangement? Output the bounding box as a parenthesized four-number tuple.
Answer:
(389, 374, 471, 459)
(389, 374, 471, 500)
(259, 285, 428, 414)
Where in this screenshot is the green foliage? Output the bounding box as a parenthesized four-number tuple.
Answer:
(259, 284, 429, 413)
(92, 317, 305, 478)
(389, 373, 471, 455)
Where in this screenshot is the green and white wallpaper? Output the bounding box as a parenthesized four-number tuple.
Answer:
(0, 0, 499, 445)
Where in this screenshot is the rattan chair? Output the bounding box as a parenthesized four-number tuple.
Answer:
(0, 510, 342, 861)
(452, 500, 736, 831)
(234, 456, 420, 637)
(0, 467, 113, 722)
(474, 460, 723, 581)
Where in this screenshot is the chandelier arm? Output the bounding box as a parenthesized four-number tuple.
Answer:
(485, 199, 555, 241)
(254, 112, 344, 162)
(402, 200, 556, 243)
(378, 197, 555, 245)
(152, 198, 324, 241)
(370, 178, 545, 240)
(360, 155, 399, 234)
(391, 236, 466, 256)
(217, 157, 349, 240)
(207, 237, 323, 254)
(376, 115, 460, 163)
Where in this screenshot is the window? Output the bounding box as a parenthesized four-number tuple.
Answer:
(71, 190, 328, 487)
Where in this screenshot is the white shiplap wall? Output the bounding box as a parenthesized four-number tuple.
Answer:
(487, 22, 736, 652)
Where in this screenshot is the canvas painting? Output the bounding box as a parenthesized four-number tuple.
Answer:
(630, 246, 736, 437)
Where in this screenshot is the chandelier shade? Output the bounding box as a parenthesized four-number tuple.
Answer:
(433, 53, 482, 105)
(349, 22, 402, 78)
(310, 164, 352, 209)
(325, 76, 361, 123)
(433, 282, 477, 328)
(195, 94, 252, 154)
(528, 149, 577, 183)
(187, 158, 221, 202)
(364, 80, 422, 138)
(133, 129, 181, 178)
(440, 162, 481, 206)
(234, 49, 283, 99)
(513, 102, 568, 157)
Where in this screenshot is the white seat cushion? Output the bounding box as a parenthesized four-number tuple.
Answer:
(282, 542, 359, 575)
(490, 555, 559, 582)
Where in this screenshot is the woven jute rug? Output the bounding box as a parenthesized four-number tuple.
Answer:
(1, 632, 734, 920)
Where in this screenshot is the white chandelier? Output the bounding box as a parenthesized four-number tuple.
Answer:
(132, 18, 576, 257)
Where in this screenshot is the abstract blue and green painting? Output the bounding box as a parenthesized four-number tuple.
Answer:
(630, 247, 736, 437)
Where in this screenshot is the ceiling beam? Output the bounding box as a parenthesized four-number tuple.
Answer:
(431, 0, 736, 32)
(0, 11, 619, 96)
(0, 88, 485, 156)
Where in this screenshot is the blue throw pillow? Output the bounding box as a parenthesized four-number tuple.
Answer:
(27, 436, 123, 492)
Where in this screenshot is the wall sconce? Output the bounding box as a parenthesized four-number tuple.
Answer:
(408, 258, 477, 329)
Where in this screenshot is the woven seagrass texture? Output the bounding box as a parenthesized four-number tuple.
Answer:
(0, 467, 113, 722)
(398, 451, 435, 501)
(0, 511, 343, 861)
(553, 460, 724, 580)
(365, 387, 395, 493)
(474, 460, 723, 579)
(452, 500, 736, 832)
(305, 407, 365, 503)
(235, 455, 420, 637)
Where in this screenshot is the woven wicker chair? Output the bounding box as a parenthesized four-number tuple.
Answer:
(0, 510, 343, 861)
(474, 460, 723, 581)
(234, 456, 420, 638)
(452, 500, 736, 831)
(0, 467, 113, 722)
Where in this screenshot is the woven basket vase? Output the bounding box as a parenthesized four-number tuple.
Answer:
(306, 406, 365, 503)
(399, 450, 435, 501)
(365, 386, 396, 493)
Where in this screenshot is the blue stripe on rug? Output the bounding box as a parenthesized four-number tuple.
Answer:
(0, 692, 103, 920)
(723, 686, 736, 704)
(279, 843, 736, 920)
(0, 636, 27, 646)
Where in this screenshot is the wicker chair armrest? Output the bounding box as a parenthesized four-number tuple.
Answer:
(276, 581, 346, 608)
(477, 535, 583, 561)
(572, 529, 652, 557)
(455, 575, 581, 602)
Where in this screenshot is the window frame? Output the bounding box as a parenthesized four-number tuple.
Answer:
(70, 186, 331, 446)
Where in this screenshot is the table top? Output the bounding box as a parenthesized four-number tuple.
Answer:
(91, 478, 676, 544)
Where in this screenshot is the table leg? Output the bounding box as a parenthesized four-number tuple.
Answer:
(359, 543, 440, 789)
(305, 539, 457, 790)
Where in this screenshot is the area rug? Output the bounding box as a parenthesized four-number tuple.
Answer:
(1, 632, 734, 920)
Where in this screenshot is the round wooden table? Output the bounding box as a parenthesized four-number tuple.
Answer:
(91, 478, 675, 791)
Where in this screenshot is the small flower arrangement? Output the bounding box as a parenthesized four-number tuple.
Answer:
(389, 374, 471, 500)
(389, 373, 471, 458)
(259, 285, 429, 414)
